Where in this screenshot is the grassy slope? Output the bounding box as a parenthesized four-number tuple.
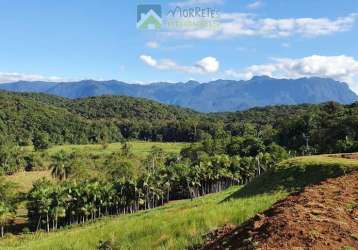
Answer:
(0, 187, 284, 250)
(5, 171, 52, 193)
(1, 155, 358, 249)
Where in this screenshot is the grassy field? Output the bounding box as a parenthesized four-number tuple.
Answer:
(5, 171, 52, 193)
(1, 155, 358, 250)
(7, 141, 187, 192)
(43, 141, 187, 157)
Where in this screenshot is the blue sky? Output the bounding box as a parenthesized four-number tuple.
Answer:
(0, 0, 358, 91)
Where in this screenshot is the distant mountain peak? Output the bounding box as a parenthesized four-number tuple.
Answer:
(0, 77, 356, 112)
(184, 80, 200, 85)
(250, 75, 273, 81)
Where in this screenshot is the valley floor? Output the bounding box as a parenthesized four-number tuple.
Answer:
(202, 172, 358, 250)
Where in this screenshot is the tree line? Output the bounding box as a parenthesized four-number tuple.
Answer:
(0, 136, 287, 235)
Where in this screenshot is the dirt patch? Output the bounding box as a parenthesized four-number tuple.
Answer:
(329, 153, 358, 160)
(201, 172, 358, 250)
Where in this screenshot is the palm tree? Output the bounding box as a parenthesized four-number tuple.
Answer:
(239, 156, 256, 184)
(27, 178, 53, 232)
(51, 150, 71, 181)
(49, 186, 67, 230)
(0, 202, 14, 237)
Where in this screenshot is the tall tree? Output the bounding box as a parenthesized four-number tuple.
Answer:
(33, 131, 51, 151)
(0, 178, 18, 237)
(0, 135, 24, 174)
(51, 151, 71, 181)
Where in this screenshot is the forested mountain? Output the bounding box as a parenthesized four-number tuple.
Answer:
(0, 91, 202, 144)
(1, 76, 356, 112)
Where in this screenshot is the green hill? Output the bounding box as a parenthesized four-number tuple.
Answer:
(1, 155, 357, 250)
(0, 91, 93, 145)
(67, 95, 200, 121)
(0, 91, 203, 144)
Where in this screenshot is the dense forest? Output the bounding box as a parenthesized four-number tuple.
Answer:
(2, 91, 358, 154)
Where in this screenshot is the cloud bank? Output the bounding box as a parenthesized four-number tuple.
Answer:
(167, 13, 357, 39)
(0, 72, 63, 84)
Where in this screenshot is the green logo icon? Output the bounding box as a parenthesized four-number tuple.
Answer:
(137, 4, 162, 30)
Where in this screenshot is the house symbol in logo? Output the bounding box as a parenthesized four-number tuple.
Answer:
(137, 4, 162, 30)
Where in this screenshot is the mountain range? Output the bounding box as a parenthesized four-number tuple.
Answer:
(0, 76, 356, 112)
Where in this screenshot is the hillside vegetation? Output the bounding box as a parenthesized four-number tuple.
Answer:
(0, 91, 92, 146)
(3, 91, 358, 155)
(1, 155, 357, 250)
(0, 91, 202, 145)
(0, 115, 290, 240)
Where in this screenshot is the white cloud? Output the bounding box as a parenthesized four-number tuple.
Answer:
(139, 54, 219, 74)
(225, 55, 358, 92)
(170, 0, 223, 7)
(132, 79, 178, 85)
(0, 72, 63, 83)
(167, 12, 357, 39)
(139, 55, 157, 67)
(146, 41, 159, 49)
(131, 80, 157, 85)
(247, 0, 263, 9)
(195, 57, 219, 73)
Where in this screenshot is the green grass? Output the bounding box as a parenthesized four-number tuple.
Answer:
(9, 141, 187, 192)
(6, 171, 52, 193)
(44, 141, 187, 158)
(0, 187, 285, 250)
(233, 155, 358, 198)
(1, 155, 358, 250)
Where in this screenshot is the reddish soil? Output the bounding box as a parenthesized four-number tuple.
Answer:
(201, 172, 358, 250)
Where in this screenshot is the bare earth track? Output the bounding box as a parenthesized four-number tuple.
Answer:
(202, 172, 358, 250)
